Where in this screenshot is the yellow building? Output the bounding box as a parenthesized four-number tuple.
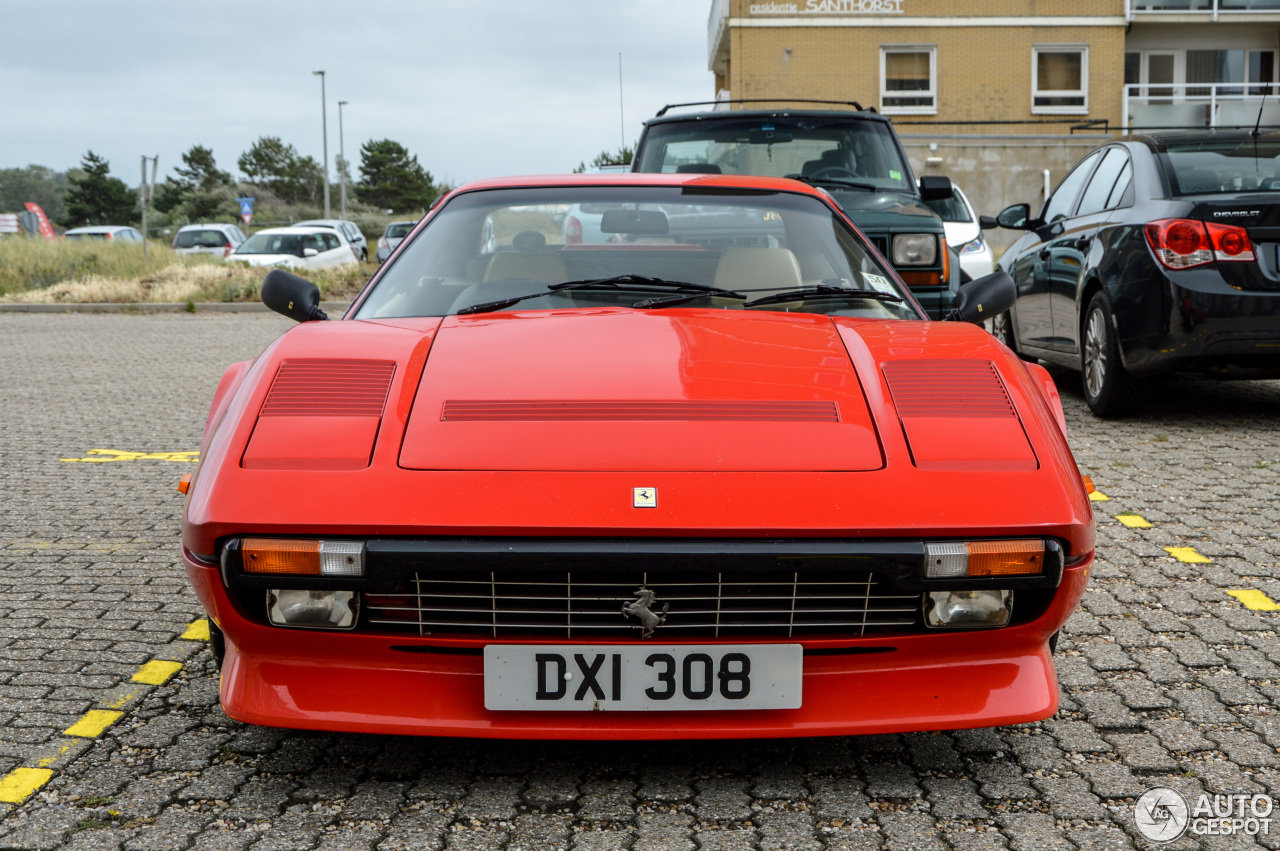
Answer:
(709, 0, 1280, 131)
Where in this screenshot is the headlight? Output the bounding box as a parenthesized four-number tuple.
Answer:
(892, 233, 938, 266)
(958, 236, 986, 255)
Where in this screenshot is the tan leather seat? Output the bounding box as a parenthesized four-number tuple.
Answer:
(483, 251, 567, 284)
(713, 247, 803, 298)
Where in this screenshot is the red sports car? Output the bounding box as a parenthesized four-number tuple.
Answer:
(182, 173, 1094, 740)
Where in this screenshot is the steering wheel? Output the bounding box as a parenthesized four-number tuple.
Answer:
(809, 167, 860, 180)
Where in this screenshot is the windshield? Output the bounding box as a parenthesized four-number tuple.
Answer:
(1162, 139, 1280, 195)
(236, 233, 305, 256)
(923, 194, 972, 223)
(634, 116, 914, 193)
(355, 185, 918, 320)
(175, 229, 228, 248)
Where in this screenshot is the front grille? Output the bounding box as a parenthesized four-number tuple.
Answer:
(364, 569, 920, 638)
(870, 236, 890, 257)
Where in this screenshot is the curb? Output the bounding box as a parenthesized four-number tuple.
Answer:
(0, 301, 351, 315)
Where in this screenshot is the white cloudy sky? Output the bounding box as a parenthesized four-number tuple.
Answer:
(0, 2, 713, 186)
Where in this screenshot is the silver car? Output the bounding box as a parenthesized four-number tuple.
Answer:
(295, 219, 368, 261)
(376, 220, 417, 262)
(172, 224, 246, 258)
(64, 226, 144, 243)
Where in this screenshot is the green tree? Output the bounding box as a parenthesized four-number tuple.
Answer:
(64, 151, 138, 226)
(174, 145, 232, 193)
(356, 139, 436, 212)
(0, 165, 73, 223)
(237, 137, 322, 205)
(573, 145, 634, 173)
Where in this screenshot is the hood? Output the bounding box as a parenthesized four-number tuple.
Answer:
(399, 310, 884, 472)
(827, 191, 944, 233)
(231, 254, 303, 268)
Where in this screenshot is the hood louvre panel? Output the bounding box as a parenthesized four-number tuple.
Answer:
(260, 359, 396, 417)
(881, 360, 1015, 418)
(440, 400, 840, 423)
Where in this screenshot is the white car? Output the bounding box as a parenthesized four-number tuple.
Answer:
(923, 185, 995, 281)
(228, 227, 357, 270)
(172, 223, 245, 258)
(294, 219, 368, 261)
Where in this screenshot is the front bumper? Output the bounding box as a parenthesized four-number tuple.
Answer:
(186, 548, 1091, 740)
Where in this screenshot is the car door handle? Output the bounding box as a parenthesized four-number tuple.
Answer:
(1038, 248, 1051, 261)
(1073, 238, 1091, 252)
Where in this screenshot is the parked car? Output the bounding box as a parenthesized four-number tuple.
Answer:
(376, 220, 417, 263)
(172, 223, 246, 258)
(295, 218, 368, 261)
(632, 101, 962, 318)
(226, 226, 357, 271)
(923, 185, 994, 282)
(182, 171, 1093, 740)
(64, 226, 144, 242)
(992, 130, 1280, 416)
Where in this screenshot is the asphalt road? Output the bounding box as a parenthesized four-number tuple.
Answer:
(3, 312, 1280, 850)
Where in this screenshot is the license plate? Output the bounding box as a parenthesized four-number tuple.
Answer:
(483, 644, 803, 711)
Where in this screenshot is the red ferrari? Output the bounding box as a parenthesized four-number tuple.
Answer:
(182, 173, 1094, 740)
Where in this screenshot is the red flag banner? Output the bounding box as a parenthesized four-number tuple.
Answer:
(24, 203, 55, 240)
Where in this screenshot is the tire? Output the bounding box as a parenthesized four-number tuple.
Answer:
(991, 310, 1035, 361)
(1048, 630, 1060, 655)
(360, 249, 368, 262)
(209, 620, 226, 670)
(1081, 292, 1131, 417)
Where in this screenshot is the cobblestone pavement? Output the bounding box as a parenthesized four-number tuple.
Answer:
(3, 313, 1280, 850)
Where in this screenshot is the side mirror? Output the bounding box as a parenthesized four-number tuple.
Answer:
(303, 248, 319, 258)
(919, 175, 953, 201)
(946, 271, 1015, 325)
(979, 215, 999, 230)
(261, 269, 328, 323)
(996, 204, 1031, 230)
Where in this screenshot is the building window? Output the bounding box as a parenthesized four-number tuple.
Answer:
(1033, 45, 1088, 114)
(881, 46, 936, 115)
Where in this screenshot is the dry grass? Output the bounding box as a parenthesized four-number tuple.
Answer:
(0, 238, 374, 303)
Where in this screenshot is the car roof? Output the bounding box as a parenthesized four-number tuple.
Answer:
(450, 172, 834, 198)
(642, 107, 893, 128)
(65, 226, 130, 233)
(1122, 129, 1280, 151)
(295, 218, 355, 226)
(252, 226, 343, 236)
(177, 223, 238, 231)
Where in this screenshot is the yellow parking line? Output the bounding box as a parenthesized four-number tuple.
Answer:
(1228, 590, 1280, 611)
(181, 619, 210, 641)
(1088, 490, 1110, 501)
(132, 661, 183, 686)
(0, 768, 53, 804)
(1115, 513, 1153, 528)
(63, 710, 123, 739)
(1165, 546, 1212, 563)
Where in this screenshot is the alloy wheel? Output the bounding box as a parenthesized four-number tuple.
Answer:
(1084, 307, 1107, 399)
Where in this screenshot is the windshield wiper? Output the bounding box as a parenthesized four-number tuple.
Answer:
(457, 275, 745, 315)
(743, 285, 904, 309)
(792, 176, 879, 192)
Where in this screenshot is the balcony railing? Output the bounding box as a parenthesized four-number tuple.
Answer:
(1128, 0, 1280, 17)
(1124, 82, 1280, 129)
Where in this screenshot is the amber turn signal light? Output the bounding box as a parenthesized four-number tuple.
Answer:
(177, 474, 192, 495)
(1082, 475, 1096, 494)
(925, 539, 1045, 578)
(241, 538, 366, 577)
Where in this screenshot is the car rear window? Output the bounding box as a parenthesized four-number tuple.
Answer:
(387, 223, 414, 238)
(174, 229, 228, 248)
(1163, 139, 1280, 195)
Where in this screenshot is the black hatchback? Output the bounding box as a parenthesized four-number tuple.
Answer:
(992, 130, 1280, 416)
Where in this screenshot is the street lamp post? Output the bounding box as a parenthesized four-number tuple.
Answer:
(337, 100, 348, 219)
(312, 70, 330, 219)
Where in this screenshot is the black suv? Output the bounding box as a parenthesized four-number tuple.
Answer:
(632, 101, 961, 318)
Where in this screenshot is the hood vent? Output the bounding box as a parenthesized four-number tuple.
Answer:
(261, 359, 396, 417)
(440, 400, 840, 423)
(881, 360, 1015, 419)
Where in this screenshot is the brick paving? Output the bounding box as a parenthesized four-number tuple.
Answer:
(2, 312, 1280, 849)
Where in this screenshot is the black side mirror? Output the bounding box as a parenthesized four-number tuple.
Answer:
(979, 215, 999, 230)
(996, 204, 1031, 230)
(946, 271, 1015, 325)
(919, 175, 953, 201)
(262, 269, 328, 323)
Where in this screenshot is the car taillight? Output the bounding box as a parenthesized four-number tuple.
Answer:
(1144, 218, 1255, 269)
(378, 236, 389, 250)
(565, 215, 583, 245)
(223, 244, 233, 257)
